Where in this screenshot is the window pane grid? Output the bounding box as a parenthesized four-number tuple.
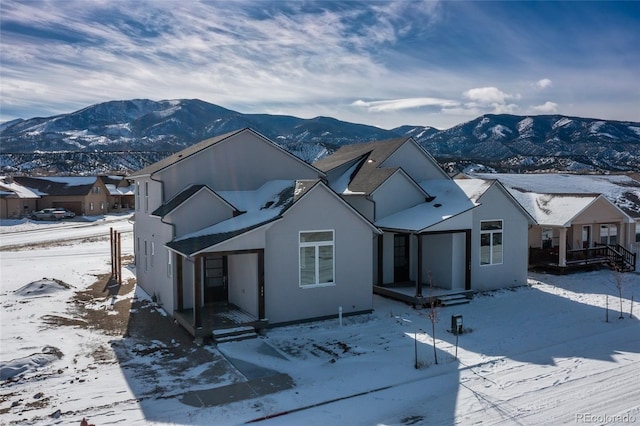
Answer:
(299, 231, 334, 287)
(480, 220, 503, 265)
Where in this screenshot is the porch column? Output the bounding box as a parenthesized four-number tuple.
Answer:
(465, 229, 472, 291)
(558, 227, 567, 267)
(193, 256, 202, 329)
(377, 235, 384, 286)
(176, 255, 184, 311)
(257, 249, 265, 320)
(415, 234, 423, 297)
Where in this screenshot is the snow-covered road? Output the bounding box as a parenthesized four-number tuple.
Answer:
(0, 214, 133, 249)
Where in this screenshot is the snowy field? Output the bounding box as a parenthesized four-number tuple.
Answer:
(1, 216, 639, 425)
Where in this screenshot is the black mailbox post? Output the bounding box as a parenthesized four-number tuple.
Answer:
(451, 314, 463, 335)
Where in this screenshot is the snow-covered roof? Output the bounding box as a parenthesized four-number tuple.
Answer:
(105, 183, 135, 196)
(13, 176, 99, 196)
(0, 177, 40, 199)
(513, 192, 600, 227)
(454, 179, 493, 203)
(167, 180, 300, 256)
(375, 179, 475, 232)
(474, 173, 640, 219)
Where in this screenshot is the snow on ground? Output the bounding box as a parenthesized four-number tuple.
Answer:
(0, 217, 639, 425)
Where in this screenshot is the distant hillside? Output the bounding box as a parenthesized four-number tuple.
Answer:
(1, 99, 638, 174)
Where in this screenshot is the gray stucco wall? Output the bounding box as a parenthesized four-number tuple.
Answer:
(133, 175, 176, 311)
(228, 253, 259, 317)
(165, 189, 234, 237)
(264, 184, 375, 325)
(470, 185, 529, 291)
(382, 141, 448, 182)
(373, 172, 426, 220)
(157, 131, 321, 197)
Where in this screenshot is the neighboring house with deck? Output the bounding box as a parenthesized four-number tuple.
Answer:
(0, 176, 40, 219)
(472, 173, 639, 272)
(13, 176, 111, 216)
(129, 128, 380, 340)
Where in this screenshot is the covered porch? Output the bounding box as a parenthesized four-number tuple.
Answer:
(173, 248, 267, 339)
(374, 229, 472, 307)
(174, 302, 268, 339)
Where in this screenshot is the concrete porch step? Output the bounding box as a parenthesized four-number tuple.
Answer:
(213, 326, 258, 344)
(437, 294, 471, 307)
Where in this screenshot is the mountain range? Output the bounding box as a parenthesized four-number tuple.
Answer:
(1, 99, 638, 175)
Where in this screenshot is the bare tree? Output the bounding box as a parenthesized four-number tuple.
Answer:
(426, 272, 439, 365)
(611, 265, 627, 319)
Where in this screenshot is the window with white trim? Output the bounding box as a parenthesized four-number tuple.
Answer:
(89, 202, 94, 211)
(144, 240, 148, 272)
(151, 242, 155, 266)
(299, 230, 334, 287)
(600, 224, 617, 245)
(167, 250, 173, 277)
(480, 220, 503, 265)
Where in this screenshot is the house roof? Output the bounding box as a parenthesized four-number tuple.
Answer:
(151, 184, 209, 217)
(509, 192, 603, 227)
(129, 129, 244, 178)
(129, 128, 324, 179)
(0, 177, 40, 199)
(455, 178, 536, 224)
(314, 137, 411, 195)
(374, 179, 476, 232)
(474, 173, 640, 219)
(166, 179, 316, 256)
(12, 176, 99, 196)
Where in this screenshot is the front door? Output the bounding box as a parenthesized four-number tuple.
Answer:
(394, 234, 410, 282)
(204, 255, 227, 304)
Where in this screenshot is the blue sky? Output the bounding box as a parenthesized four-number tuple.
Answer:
(1, 0, 638, 129)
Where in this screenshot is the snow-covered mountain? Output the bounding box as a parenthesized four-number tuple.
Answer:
(1, 99, 638, 174)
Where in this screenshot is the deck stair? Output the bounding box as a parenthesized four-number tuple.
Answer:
(437, 294, 471, 307)
(213, 326, 258, 344)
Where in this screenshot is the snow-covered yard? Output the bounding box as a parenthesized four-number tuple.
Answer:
(0, 216, 639, 425)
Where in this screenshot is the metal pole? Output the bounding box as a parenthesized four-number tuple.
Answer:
(110, 227, 114, 278)
(117, 231, 122, 285)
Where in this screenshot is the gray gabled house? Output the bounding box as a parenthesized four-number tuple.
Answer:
(315, 137, 474, 306)
(129, 128, 380, 339)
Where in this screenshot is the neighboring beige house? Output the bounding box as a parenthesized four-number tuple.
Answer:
(129, 128, 380, 340)
(473, 173, 639, 272)
(0, 176, 40, 219)
(13, 176, 111, 216)
(102, 175, 135, 211)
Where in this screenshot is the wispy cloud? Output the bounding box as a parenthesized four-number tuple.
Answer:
(352, 97, 458, 112)
(1, 0, 637, 129)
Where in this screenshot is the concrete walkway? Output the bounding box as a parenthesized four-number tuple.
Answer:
(180, 341, 294, 408)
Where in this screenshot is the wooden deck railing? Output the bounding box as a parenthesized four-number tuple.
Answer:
(530, 244, 636, 271)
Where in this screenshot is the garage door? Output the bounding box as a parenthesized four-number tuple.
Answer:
(52, 201, 82, 215)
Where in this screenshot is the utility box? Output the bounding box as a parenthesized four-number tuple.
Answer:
(451, 314, 463, 335)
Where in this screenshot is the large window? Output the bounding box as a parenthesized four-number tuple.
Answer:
(299, 230, 334, 287)
(480, 220, 503, 265)
(600, 224, 617, 245)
